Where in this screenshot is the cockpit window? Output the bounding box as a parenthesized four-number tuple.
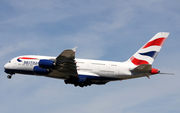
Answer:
(9, 61, 11, 63)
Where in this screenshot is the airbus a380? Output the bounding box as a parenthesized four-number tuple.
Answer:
(4, 32, 170, 87)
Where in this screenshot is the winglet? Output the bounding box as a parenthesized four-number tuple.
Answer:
(72, 47, 78, 53)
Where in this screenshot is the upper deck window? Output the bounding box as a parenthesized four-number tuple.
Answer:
(77, 62, 84, 64)
(111, 64, 117, 66)
(91, 63, 105, 65)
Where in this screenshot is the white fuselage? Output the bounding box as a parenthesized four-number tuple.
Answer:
(4, 55, 152, 81)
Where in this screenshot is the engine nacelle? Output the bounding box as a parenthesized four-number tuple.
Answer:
(39, 59, 55, 69)
(150, 68, 160, 74)
(33, 66, 49, 75)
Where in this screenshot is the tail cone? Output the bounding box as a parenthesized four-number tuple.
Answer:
(150, 68, 160, 74)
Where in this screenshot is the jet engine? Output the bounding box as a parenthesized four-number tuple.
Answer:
(39, 59, 55, 69)
(33, 66, 49, 75)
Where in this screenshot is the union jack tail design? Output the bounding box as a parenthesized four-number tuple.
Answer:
(127, 32, 170, 66)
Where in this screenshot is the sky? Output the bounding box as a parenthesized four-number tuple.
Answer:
(0, 0, 180, 113)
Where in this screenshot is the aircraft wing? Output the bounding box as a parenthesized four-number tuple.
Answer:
(54, 48, 77, 76)
(46, 47, 112, 86)
(130, 64, 160, 75)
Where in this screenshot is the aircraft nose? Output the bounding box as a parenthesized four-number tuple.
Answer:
(4, 63, 10, 69)
(4, 62, 13, 74)
(4, 63, 8, 69)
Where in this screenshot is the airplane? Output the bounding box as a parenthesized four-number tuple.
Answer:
(4, 32, 170, 87)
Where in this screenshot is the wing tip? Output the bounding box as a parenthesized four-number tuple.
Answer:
(72, 46, 78, 53)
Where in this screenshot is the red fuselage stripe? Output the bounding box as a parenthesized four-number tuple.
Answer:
(18, 57, 38, 60)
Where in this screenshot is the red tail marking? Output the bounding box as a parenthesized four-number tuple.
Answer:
(143, 38, 166, 49)
(130, 56, 149, 65)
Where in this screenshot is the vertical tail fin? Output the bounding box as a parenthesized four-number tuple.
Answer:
(127, 32, 170, 66)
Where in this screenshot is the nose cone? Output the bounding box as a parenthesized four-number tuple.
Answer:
(4, 62, 13, 74)
(4, 63, 10, 69)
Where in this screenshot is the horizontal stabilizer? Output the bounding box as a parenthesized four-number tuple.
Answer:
(131, 64, 152, 72)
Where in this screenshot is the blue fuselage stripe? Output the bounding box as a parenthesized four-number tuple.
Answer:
(5, 70, 119, 81)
